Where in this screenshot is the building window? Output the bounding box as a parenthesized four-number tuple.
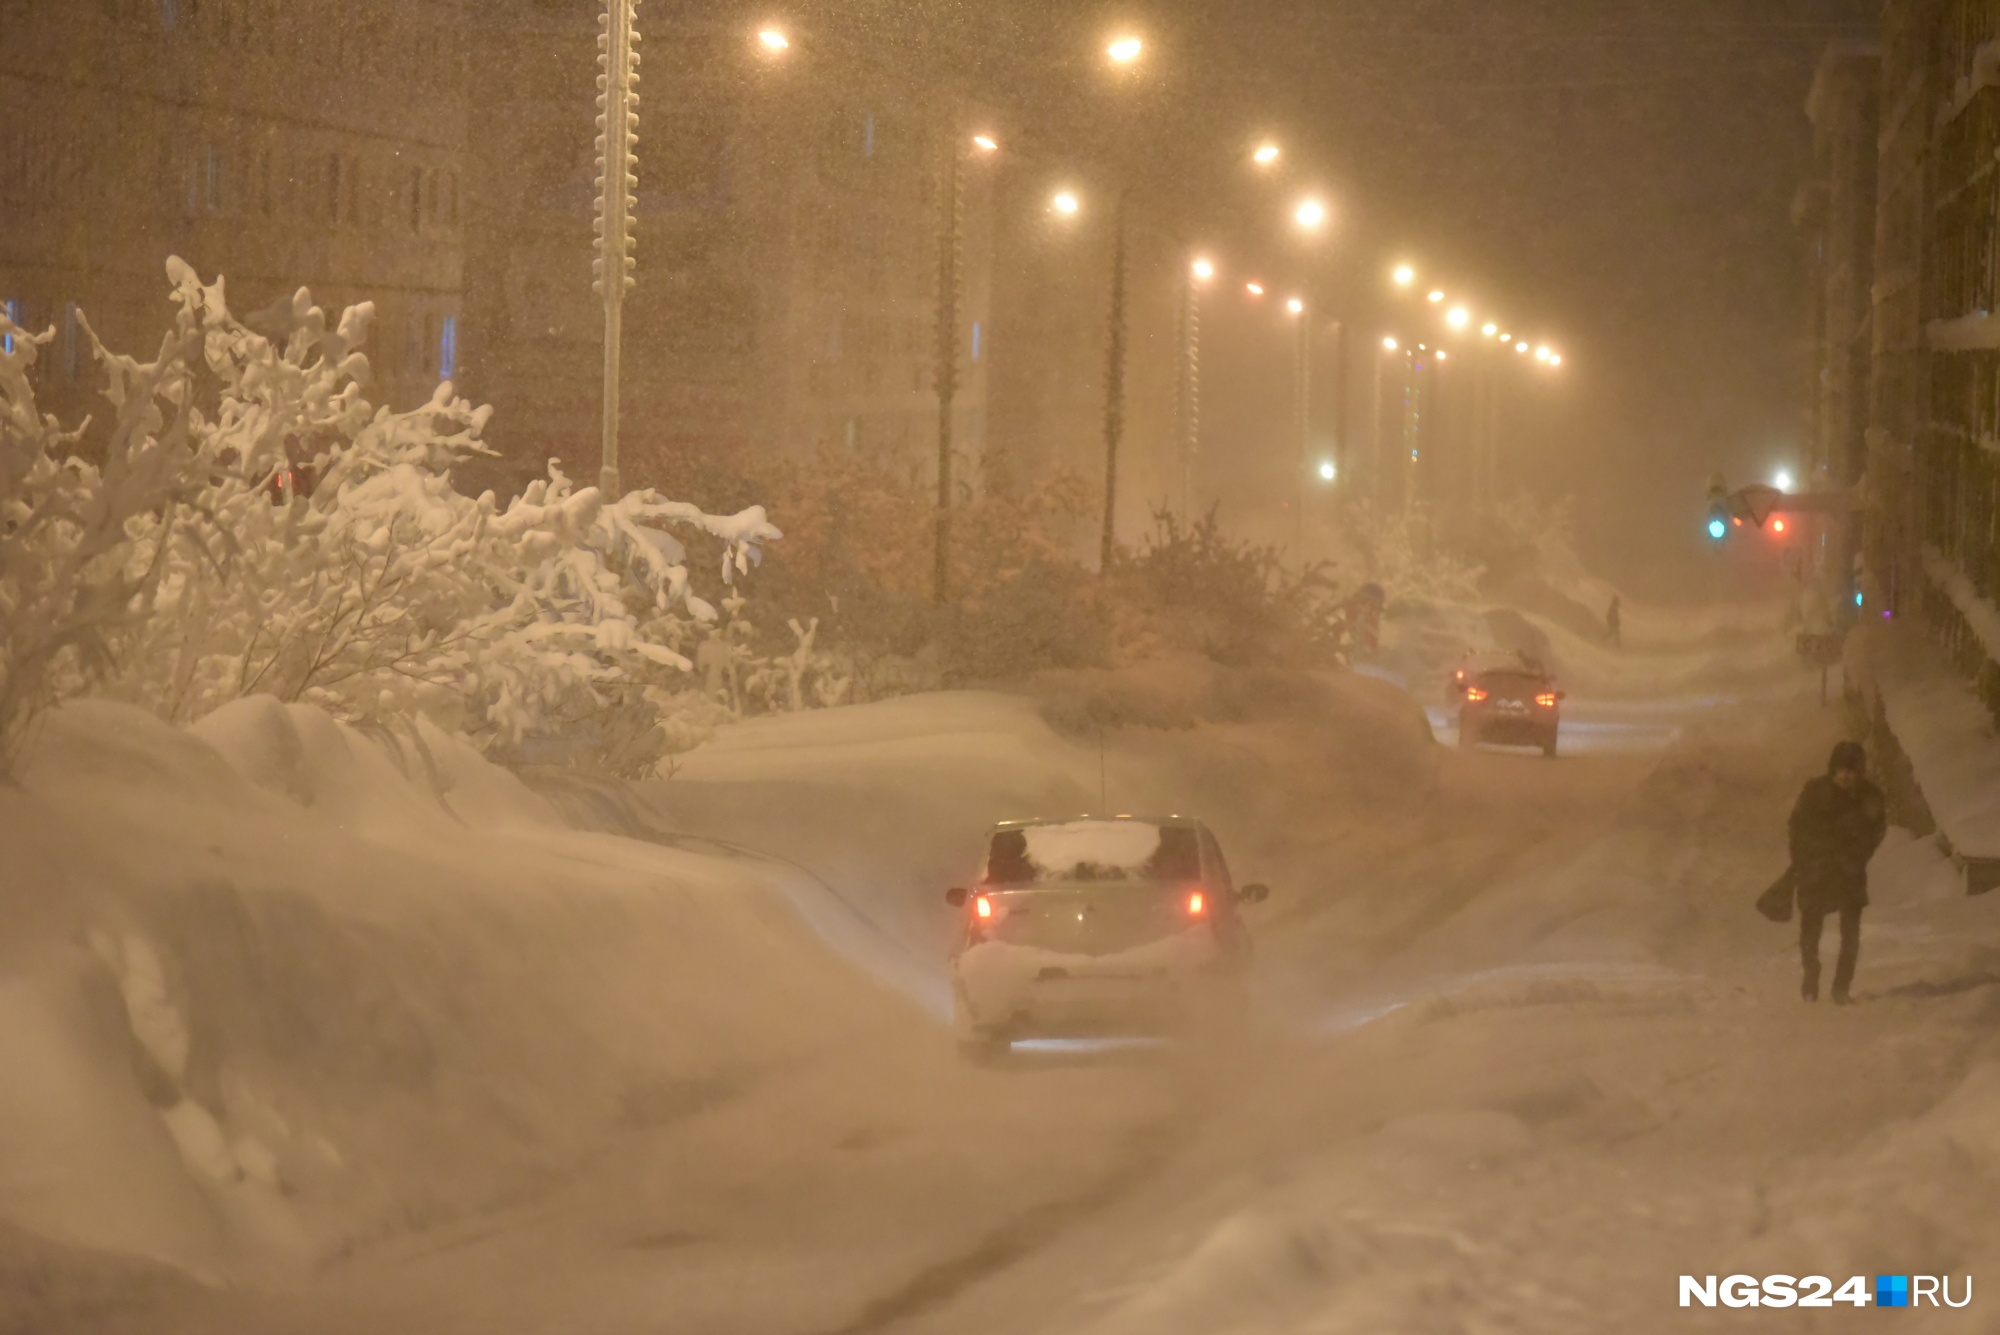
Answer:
(160, 0, 177, 31)
(410, 165, 422, 230)
(1, 298, 19, 355)
(446, 172, 458, 225)
(862, 113, 875, 158)
(327, 153, 342, 221)
(971, 320, 982, 362)
(347, 156, 361, 223)
(427, 168, 439, 223)
(439, 314, 457, 380)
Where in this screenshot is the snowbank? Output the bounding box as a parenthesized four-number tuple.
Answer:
(1850, 622, 2000, 859)
(0, 698, 922, 1286)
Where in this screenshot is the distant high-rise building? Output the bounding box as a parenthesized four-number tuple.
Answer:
(0, 0, 469, 422)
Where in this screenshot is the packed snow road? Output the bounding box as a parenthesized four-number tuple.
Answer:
(6, 614, 1997, 1334)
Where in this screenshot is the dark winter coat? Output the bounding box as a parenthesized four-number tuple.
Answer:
(1787, 773, 1887, 911)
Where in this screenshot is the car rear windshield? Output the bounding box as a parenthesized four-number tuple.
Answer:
(985, 821, 1202, 886)
(1474, 670, 1550, 692)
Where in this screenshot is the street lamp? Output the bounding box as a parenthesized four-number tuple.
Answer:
(756, 26, 788, 54)
(1252, 142, 1281, 166)
(1481, 322, 1499, 338)
(1294, 198, 1328, 230)
(1050, 190, 1080, 216)
(1515, 340, 1529, 354)
(1286, 297, 1305, 315)
(1382, 336, 1398, 351)
(931, 128, 1004, 603)
(1548, 354, 1562, 368)
(1245, 281, 1265, 297)
(1393, 265, 1416, 287)
(1178, 256, 1216, 518)
(1317, 459, 1337, 482)
(1446, 306, 1471, 330)
(593, 0, 642, 499)
(1427, 290, 1445, 304)
(1535, 345, 1552, 363)
(1107, 34, 1142, 64)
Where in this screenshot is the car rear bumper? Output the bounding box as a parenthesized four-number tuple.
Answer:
(1463, 709, 1557, 744)
(955, 937, 1227, 1038)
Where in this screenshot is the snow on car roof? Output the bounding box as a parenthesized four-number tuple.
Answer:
(992, 814, 1198, 829)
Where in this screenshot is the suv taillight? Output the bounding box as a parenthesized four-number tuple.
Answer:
(1536, 692, 1556, 707)
(1465, 687, 1488, 703)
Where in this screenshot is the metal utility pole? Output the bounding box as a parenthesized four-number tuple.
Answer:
(932, 139, 964, 605)
(593, 0, 640, 501)
(1099, 191, 1129, 573)
(1175, 264, 1202, 520)
(1293, 303, 1311, 552)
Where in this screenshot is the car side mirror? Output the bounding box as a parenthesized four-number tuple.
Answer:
(945, 886, 969, 907)
(1237, 883, 1270, 904)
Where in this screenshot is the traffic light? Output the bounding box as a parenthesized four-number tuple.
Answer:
(1705, 474, 1733, 543)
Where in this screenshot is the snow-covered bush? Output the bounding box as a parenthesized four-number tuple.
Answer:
(0, 300, 205, 778)
(3, 261, 778, 777)
(1333, 502, 1485, 604)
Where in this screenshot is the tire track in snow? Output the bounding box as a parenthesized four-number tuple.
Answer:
(806, 1114, 1186, 1335)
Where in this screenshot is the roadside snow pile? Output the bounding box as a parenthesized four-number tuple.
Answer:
(1850, 622, 2000, 860)
(0, 699, 918, 1287)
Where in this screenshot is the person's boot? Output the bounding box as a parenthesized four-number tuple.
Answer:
(1831, 989, 1853, 1006)
(1802, 974, 1819, 1003)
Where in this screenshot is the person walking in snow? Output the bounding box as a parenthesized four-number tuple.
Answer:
(1787, 740, 1887, 1004)
(1605, 594, 1622, 648)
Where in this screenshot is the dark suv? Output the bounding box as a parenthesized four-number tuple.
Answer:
(1458, 665, 1563, 757)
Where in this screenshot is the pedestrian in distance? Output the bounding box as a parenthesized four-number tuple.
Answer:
(1605, 594, 1622, 649)
(1786, 740, 1886, 1004)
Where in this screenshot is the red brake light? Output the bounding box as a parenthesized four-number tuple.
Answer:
(1771, 518, 1787, 534)
(1536, 692, 1556, 707)
(1186, 890, 1207, 917)
(974, 894, 994, 920)
(1465, 687, 1488, 702)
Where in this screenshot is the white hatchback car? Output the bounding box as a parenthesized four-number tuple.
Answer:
(944, 815, 1267, 1059)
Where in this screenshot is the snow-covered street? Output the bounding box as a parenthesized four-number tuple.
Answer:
(4, 604, 1993, 1334)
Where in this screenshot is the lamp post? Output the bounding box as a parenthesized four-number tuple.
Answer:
(932, 130, 998, 605)
(1176, 256, 1213, 519)
(1101, 187, 1130, 571)
(592, 0, 640, 500)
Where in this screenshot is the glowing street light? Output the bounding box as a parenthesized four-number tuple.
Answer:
(1050, 190, 1080, 216)
(1548, 354, 1563, 367)
(757, 26, 789, 53)
(1535, 345, 1552, 362)
(1107, 35, 1143, 64)
(1437, 349, 1450, 362)
(971, 133, 998, 153)
(1482, 322, 1499, 338)
(1245, 281, 1265, 297)
(1427, 290, 1445, 304)
(1190, 257, 1215, 283)
(1774, 469, 1794, 492)
(1382, 336, 1399, 351)
(1317, 459, 1337, 482)
(1393, 265, 1416, 287)
(1515, 340, 1529, 354)
(1286, 297, 1305, 315)
(1446, 306, 1471, 330)
(1252, 143, 1281, 166)
(1294, 198, 1327, 230)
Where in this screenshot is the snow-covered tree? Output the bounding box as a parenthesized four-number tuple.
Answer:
(1, 260, 779, 777)
(0, 298, 206, 778)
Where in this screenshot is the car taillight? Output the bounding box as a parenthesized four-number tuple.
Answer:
(1465, 687, 1487, 702)
(974, 894, 994, 920)
(1536, 692, 1556, 707)
(1186, 889, 1207, 918)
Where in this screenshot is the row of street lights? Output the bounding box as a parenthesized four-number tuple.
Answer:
(602, 15, 1579, 584)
